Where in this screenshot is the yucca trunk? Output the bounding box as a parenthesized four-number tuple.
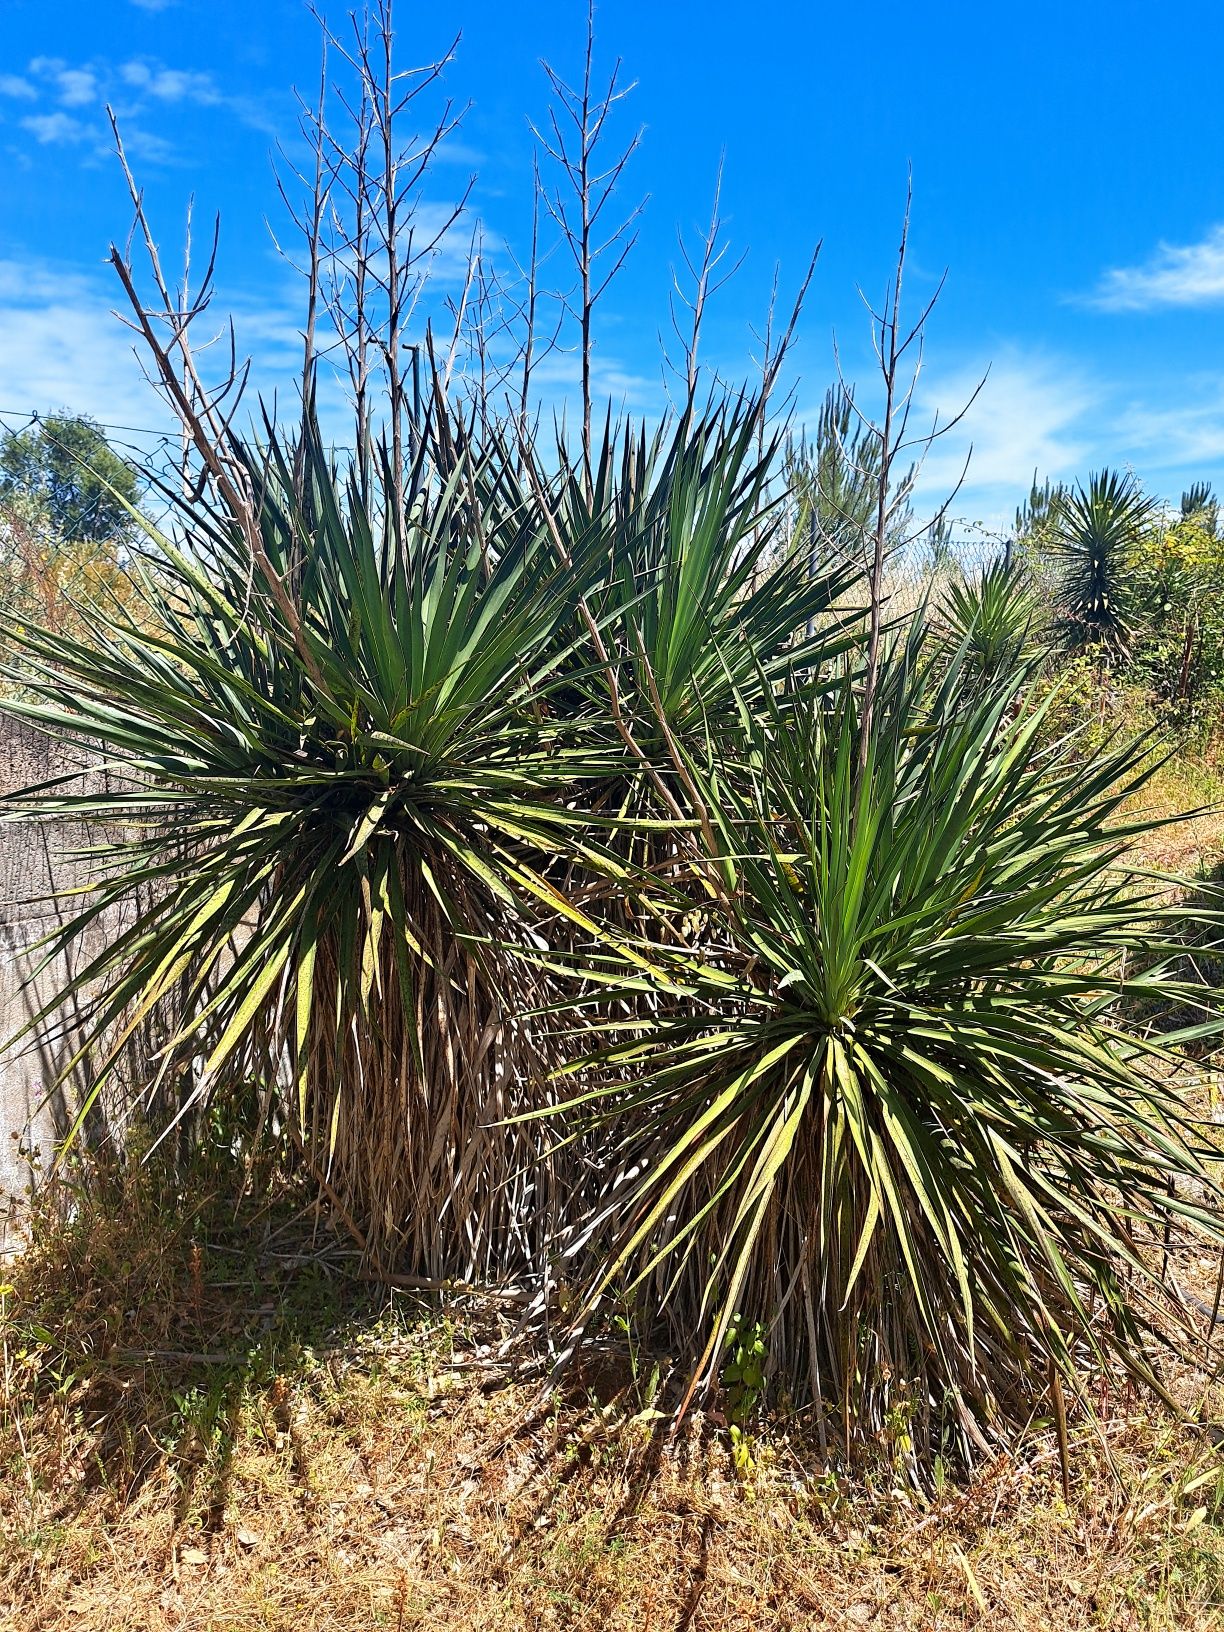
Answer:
(301, 855, 576, 1275)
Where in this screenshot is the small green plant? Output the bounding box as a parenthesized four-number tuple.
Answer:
(613, 1309, 663, 1417)
(936, 556, 1042, 687)
(721, 1314, 767, 1426)
(883, 1396, 915, 1473)
(727, 1423, 756, 1483)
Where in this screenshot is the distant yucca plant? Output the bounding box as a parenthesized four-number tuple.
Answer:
(550, 634, 1223, 1474)
(1051, 470, 1158, 654)
(936, 556, 1042, 686)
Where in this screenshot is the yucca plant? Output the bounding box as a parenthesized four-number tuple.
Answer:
(521, 400, 865, 939)
(936, 556, 1043, 687)
(2, 409, 643, 1274)
(547, 632, 1223, 1475)
(547, 402, 863, 751)
(5, 391, 859, 1277)
(1181, 481, 1217, 529)
(1051, 469, 1158, 654)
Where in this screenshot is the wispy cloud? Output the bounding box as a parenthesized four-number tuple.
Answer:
(128, 0, 180, 11)
(121, 127, 179, 165)
(20, 111, 91, 146)
(0, 53, 282, 161)
(432, 139, 485, 169)
(903, 351, 1100, 528)
(0, 256, 309, 449)
(517, 350, 659, 421)
(119, 58, 279, 134)
(119, 61, 222, 107)
(1085, 226, 1224, 312)
(25, 57, 99, 107)
(812, 346, 1224, 531)
(1112, 383, 1224, 472)
(56, 68, 101, 108)
(0, 259, 167, 434)
(0, 241, 663, 463)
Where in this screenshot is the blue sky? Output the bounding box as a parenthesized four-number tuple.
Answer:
(4, 0, 1224, 530)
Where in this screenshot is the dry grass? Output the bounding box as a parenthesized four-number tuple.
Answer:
(1123, 749, 1224, 879)
(3, 1147, 1224, 1632)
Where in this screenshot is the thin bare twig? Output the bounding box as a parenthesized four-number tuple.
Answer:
(533, 0, 646, 481)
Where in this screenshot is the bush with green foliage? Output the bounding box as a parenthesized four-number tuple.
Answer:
(0, 413, 142, 545)
(0, 417, 147, 681)
(2, 399, 858, 1275)
(1127, 497, 1224, 725)
(1048, 469, 1159, 655)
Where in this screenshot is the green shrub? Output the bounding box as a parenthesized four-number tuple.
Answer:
(4, 416, 625, 1274)
(2, 396, 855, 1278)
(1048, 469, 1158, 654)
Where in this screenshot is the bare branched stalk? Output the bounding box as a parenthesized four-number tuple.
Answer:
(177, 197, 194, 500)
(506, 152, 567, 451)
(749, 249, 819, 449)
(291, 3, 472, 502)
(743, 248, 818, 591)
(664, 155, 745, 411)
(270, 47, 333, 505)
(443, 227, 481, 397)
(534, 1, 646, 480)
(848, 178, 983, 776)
(519, 161, 545, 442)
(859, 199, 910, 771)
(107, 110, 326, 689)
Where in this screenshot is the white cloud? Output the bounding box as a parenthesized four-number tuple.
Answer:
(526, 349, 657, 416)
(801, 347, 1224, 532)
(432, 139, 485, 169)
(120, 62, 220, 106)
(129, 0, 179, 10)
(898, 352, 1098, 529)
(4, 56, 281, 163)
(120, 127, 178, 165)
(1111, 386, 1224, 473)
(122, 58, 279, 136)
(20, 112, 91, 146)
(0, 256, 317, 452)
(0, 260, 167, 434)
(1086, 226, 1224, 312)
(54, 68, 99, 108)
(414, 202, 494, 281)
